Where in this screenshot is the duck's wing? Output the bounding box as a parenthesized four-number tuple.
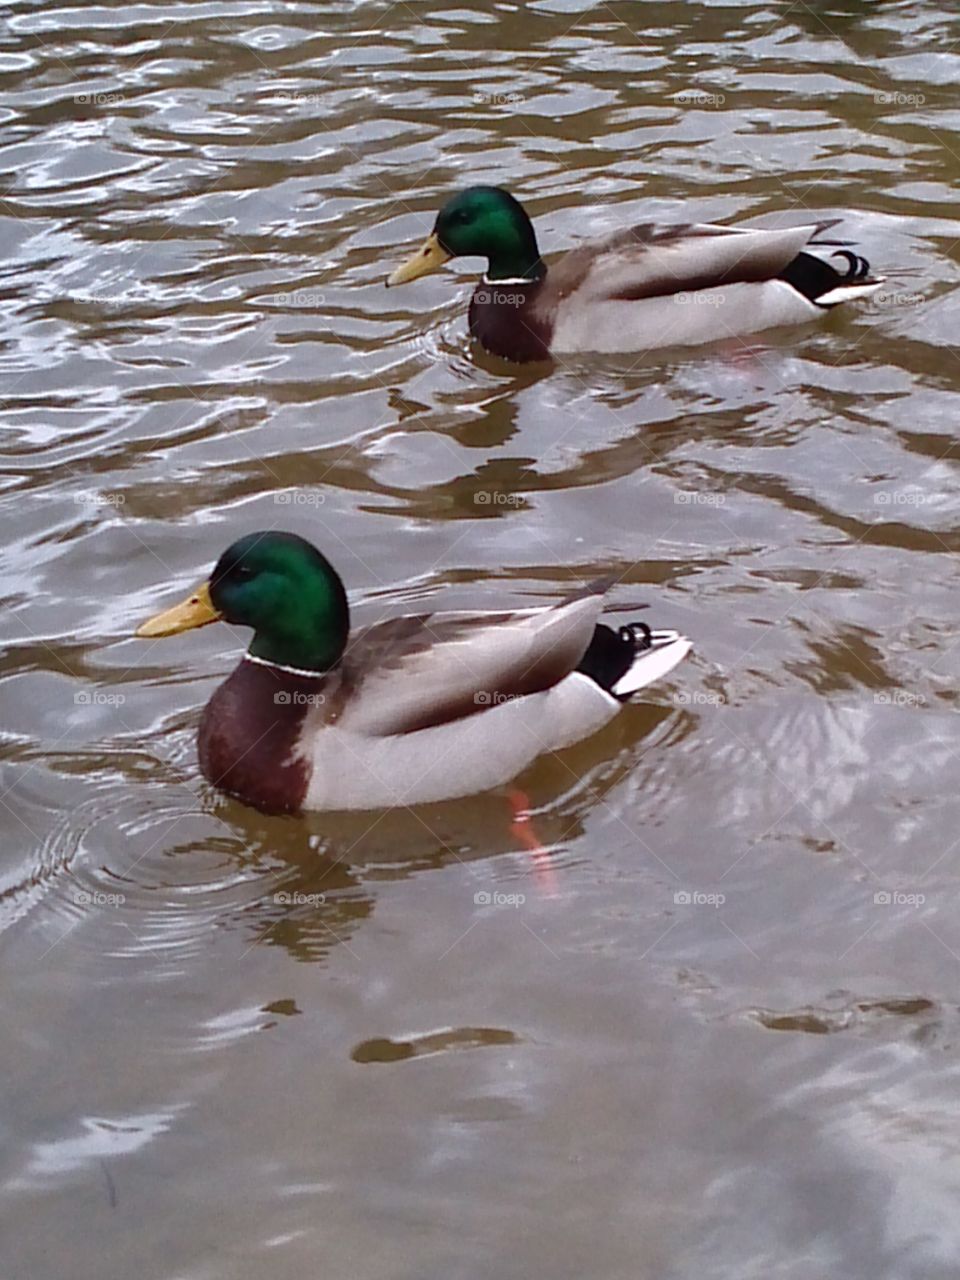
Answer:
(546, 220, 842, 305)
(337, 587, 607, 736)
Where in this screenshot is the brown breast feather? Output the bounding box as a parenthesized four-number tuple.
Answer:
(198, 659, 321, 815)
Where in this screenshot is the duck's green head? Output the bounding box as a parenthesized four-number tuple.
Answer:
(137, 531, 350, 673)
(387, 186, 544, 286)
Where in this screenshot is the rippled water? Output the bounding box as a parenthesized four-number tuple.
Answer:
(2, 1, 959, 1275)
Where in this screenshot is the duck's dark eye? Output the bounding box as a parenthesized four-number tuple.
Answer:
(453, 209, 471, 224)
(233, 565, 254, 581)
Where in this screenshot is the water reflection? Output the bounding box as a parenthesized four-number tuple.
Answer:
(3, 0, 960, 1273)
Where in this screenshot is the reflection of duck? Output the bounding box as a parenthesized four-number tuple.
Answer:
(252, 842, 372, 966)
(790, 0, 892, 38)
(387, 187, 882, 362)
(240, 697, 687, 964)
(136, 531, 690, 814)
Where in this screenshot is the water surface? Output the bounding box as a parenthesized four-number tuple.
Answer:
(2, 1, 960, 1276)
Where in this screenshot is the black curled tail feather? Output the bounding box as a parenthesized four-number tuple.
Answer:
(576, 620, 651, 697)
(830, 249, 871, 281)
(778, 246, 878, 306)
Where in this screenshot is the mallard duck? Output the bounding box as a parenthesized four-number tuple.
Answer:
(386, 186, 882, 362)
(136, 532, 691, 814)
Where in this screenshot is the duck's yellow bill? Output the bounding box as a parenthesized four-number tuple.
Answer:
(136, 581, 222, 638)
(386, 232, 451, 286)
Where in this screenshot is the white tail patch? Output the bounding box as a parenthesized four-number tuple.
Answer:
(817, 278, 885, 307)
(612, 630, 692, 698)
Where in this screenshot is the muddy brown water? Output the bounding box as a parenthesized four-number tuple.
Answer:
(2, 1, 959, 1277)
